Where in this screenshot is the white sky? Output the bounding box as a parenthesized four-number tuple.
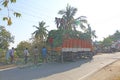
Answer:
(0, 0, 120, 48)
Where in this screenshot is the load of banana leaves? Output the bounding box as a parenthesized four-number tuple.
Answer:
(47, 29, 91, 47)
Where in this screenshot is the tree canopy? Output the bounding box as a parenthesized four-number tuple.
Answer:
(50, 4, 97, 47)
(32, 21, 49, 41)
(55, 4, 88, 31)
(0, 25, 14, 49)
(100, 30, 120, 47)
(16, 41, 31, 57)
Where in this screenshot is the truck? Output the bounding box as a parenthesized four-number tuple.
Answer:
(111, 40, 120, 52)
(47, 30, 94, 62)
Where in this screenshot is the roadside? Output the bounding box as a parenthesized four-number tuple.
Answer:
(83, 59, 120, 80)
(0, 63, 16, 69)
(34, 53, 120, 80)
(0, 53, 111, 69)
(0, 62, 41, 70)
(1, 52, 120, 80)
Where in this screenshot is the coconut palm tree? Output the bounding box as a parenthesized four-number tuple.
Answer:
(55, 17, 66, 30)
(75, 16, 88, 31)
(85, 24, 97, 40)
(32, 21, 49, 42)
(57, 4, 88, 31)
(58, 4, 77, 30)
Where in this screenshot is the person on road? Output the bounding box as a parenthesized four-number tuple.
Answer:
(33, 46, 39, 64)
(24, 48, 29, 64)
(9, 47, 14, 63)
(41, 46, 47, 63)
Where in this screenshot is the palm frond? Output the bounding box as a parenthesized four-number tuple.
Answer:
(33, 25, 39, 29)
(58, 10, 65, 15)
(80, 23, 86, 30)
(70, 7, 77, 17)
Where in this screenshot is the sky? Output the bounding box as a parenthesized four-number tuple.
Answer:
(0, 0, 120, 48)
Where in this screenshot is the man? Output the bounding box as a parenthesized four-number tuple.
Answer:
(42, 46, 47, 63)
(33, 46, 39, 64)
(24, 48, 29, 64)
(9, 47, 14, 63)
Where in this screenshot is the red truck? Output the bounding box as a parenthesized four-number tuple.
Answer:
(49, 38, 94, 62)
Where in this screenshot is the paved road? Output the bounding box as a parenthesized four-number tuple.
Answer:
(0, 52, 120, 80)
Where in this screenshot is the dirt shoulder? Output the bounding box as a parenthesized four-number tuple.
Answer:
(83, 59, 120, 80)
(0, 64, 16, 69)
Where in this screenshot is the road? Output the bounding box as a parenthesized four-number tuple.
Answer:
(0, 52, 120, 80)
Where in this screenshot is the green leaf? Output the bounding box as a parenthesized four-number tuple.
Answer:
(14, 12, 21, 17)
(2, 0, 9, 7)
(75, 20, 80, 25)
(10, 0, 16, 3)
(3, 17, 8, 21)
(7, 17, 12, 25)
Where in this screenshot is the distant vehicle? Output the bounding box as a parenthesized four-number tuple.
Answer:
(111, 40, 120, 52)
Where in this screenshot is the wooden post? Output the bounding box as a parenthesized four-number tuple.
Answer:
(61, 52, 64, 63)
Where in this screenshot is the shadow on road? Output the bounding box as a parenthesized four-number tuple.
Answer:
(0, 58, 92, 80)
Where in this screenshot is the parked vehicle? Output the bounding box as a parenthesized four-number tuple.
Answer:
(47, 30, 95, 62)
(61, 38, 94, 61)
(111, 40, 120, 52)
(48, 38, 94, 62)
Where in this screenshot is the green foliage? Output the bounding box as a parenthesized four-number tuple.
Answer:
(0, 48, 4, 58)
(57, 4, 78, 30)
(3, 17, 8, 21)
(14, 12, 21, 17)
(102, 37, 112, 47)
(0, 49, 6, 63)
(55, 4, 96, 42)
(48, 30, 64, 47)
(16, 41, 31, 57)
(47, 29, 92, 47)
(56, 4, 88, 31)
(101, 30, 120, 47)
(85, 24, 97, 40)
(11, 0, 16, 3)
(2, 0, 9, 7)
(2, 0, 16, 7)
(111, 30, 120, 41)
(1, 0, 21, 26)
(32, 21, 49, 43)
(0, 26, 14, 49)
(51, 30, 64, 47)
(3, 17, 12, 25)
(7, 17, 12, 25)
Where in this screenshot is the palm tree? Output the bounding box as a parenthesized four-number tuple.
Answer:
(55, 17, 66, 30)
(75, 16, 88, 31)
(85, 24, 97, 40)
(57, 4, 88, 31)
(58, 4, 77, 30)
(32, 21, 49, 42)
